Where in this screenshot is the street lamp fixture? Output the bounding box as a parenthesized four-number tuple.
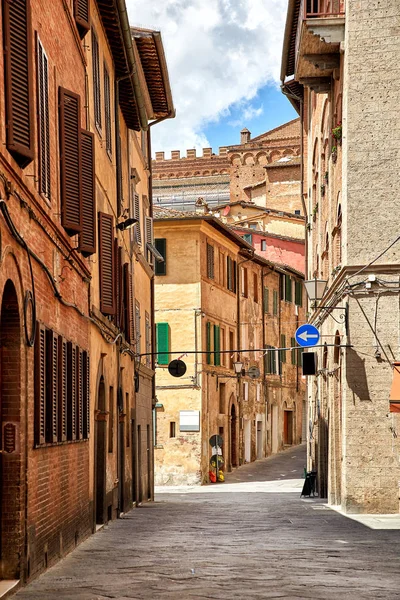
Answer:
(233, 360, 244, 376)
(304, 277, 328, 302)
(116, 217, 138, 231)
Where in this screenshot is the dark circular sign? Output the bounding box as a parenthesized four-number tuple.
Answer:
(168, 359, 187, 378)
(209, 434, 223, 448)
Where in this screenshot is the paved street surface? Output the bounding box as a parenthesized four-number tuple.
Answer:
(13, 445, 400, 599)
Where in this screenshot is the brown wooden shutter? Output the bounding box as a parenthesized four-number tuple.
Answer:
(34, 323, 46, 445)
(2, 0, 34, 167)
(59, 87, 82, 235)
(37, 37, 50, 199)
(91, 29, 101, 131)
(76, 347, 83, 440)
(82, 351, 90, 438)
(123, 263, 134, 343)
(74, 0, 90, 38)
(79, 130, 96, 256)
(99, 212, 115, 315)
(67, 341, 76, 441)
(45, 329, 58, 443)
(58, 336, 67, 442)
(134, 194, 141, 244)
(104, 65, 112, 155)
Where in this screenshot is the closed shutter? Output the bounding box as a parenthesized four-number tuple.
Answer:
(214, 325, 220, 367)
(74, 0, 90, 38)
(206, 321, 212, 365)
(79, 130, 96, 256)
(280, 334, 286, 364)
(91, 29, 101, 131)
(285, 275, 292, 302)
(273, 290, 278, 315)
(2, 0, 34, 167)
(114, 239, 121, 327)
(291, 338, 297, 365)
(34, 323, 46, 445)
(226, 256, 231, 291)
(134, 194, 141, 244)
(295, 280, 303, 307)
(123, 263, 134, 343)
(135, 302, 141, 354)
(156, 323, 169, 365)
(207, 243, 214, 279)
(263, 287, 269, 313)
(145, 216, 154, 264)
(67, 342, 76, 441)
(82, 351, 90, 438)
(104, 65, 112, 155)
(45, 329, 58, 443)
(59, 87, 82, 235)
(58, 336, 67, 442)
(271, 347, 277, 374)
(98, 212, 115, 315)
(233, 260, 237, 293)
(37, 37, 50, 199)
(76, 348, 83, 440)
(154, 238, 166, 275)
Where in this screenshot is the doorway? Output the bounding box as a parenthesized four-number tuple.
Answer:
(244, 419, 251, 463)
(137, 425, 142, 503)
(284, 411, 293, 445)
(0, 280, 22, 579)
(271, 404, 278, 454)
(95, 377, 106, 525)
(256, 421, 263, 459)
(230, 404, 237, 467)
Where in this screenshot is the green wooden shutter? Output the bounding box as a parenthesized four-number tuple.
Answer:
(214, 325, 220, 366)
(291, 338, 296, 365)
(295, 280, 303, 306)
(154, 238, 167, 275)
(156, 323, 169, 365)
(273, 290, 278, 315)
(280, 334, 286, 364)
(285, 275, 292, 302)
(263, 287, 269, 313)
(206, 322, 212, 364)
(243, 233, 252, 244)
(271, 347, 276, 374)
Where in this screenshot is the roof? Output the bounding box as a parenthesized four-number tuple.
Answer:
(281, 0, 301, 81)
(265, 156, 301, 168)
(210, 201, 306, 221)
(250, 118, 300, 143)
(233, 225, 305, 244)
(243, 181, 265, 191)
(131, 28, 175, 120)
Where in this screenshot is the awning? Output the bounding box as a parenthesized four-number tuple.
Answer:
(147, 242, 164, 262)
(389, 362, 400, 413)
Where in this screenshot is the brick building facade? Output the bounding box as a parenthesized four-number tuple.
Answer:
(282, 0, 400, 512)
(0, 0, 173, 588)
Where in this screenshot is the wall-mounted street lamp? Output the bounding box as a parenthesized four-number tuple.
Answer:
(233, 360, 244, 376)
(304, 277, 348, 331)
(116, 217, 138, 231)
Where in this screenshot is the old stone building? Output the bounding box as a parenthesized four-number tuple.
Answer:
(153, 208, 305, 485)
(0, 0, 173, 590)
(282, 0, 400, 512)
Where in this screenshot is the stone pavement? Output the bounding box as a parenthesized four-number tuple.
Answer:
(12, 445, 400, 599)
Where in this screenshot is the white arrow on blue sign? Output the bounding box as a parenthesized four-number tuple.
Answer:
(295, 324, 320, 348)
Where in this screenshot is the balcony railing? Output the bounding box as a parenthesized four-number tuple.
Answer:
(304, 0, 345, 18)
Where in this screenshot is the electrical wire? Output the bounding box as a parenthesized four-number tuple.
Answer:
(346, 234, 400, 280)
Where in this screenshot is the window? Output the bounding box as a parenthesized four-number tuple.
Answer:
(145, 216, 154, 265)
(253, 273, 258, 303)
(243, 381, 249, 401)
(59, 88, 82, 235)
(66, 342, 77, 441)
(249, 223, 257, 230)
(123, 263, 134, 343)
(155, 239, 167, 275)
(3, 0, 34, 167)
(295, 280, 303, 307)
(207, 243, 215, 279)
(219, 383, 226, 414)
(206, 321, 212, 365)
(261, 239, 267, 252)
(98, 212, 115, 315)
(214, 325, 221, 366)
(256, 383, 261, 402)
(273, 290, 278, 315)
(108, 386, 114, 452)
(170, 422, 176, 438)
(264, 346, 278, 375)
(291, 338, 297, 365)
(297, 347, 304, 367)
(241, 267, 248, 297)
(263, 287, 269, 313)
(295, 209, 301, 215)
(135, 301, 141, 354)
(92, 29, 101, 132)
(220, 327, 225, 367)
(219, 251, 225, 287)
(229, 331, 234, 370)
(79, 130, 96, 256)
(145, 312, 151, 367)
(156, 323, 170, 365)
(179, 411, 200, 432)
(104, 65, 112, 156)
(133, 194, 142, 245)
(37, 38, 50, 199)
(285, 275, 292, 302)
(74, 0, 90, 37)
(243, 233, 252, 244)
(45, 330, 58, 443)
(280, 334, 286, 364)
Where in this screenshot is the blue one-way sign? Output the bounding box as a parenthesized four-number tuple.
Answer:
(295, 324, 320, 348)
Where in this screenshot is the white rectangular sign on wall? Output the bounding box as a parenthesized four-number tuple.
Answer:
(179, 410, 200, 432)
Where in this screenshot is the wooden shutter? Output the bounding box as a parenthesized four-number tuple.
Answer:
(263, 287, 269, 313)
(104, 65, 112, 155)
(59, 87, 82, 234)
(91, 29, 101, 131)
(37, 37, 50, 198)
(207, 243, 214, 279)
(2, 0, 34, 167)
(82, 351, 90, 438)
(67, 341, 76, 441)
(135, 301, 141, 354)
(79, 130, 96, 256)
(295, 280, 303, 307)
(280, 334, 286, 364)
(273, 290, 278, 315)
(291, 338, 297, 365)
(34, 323, 46, 445)
(114, 239, 121, 327)
(145, 216, 154, 264)
(98, 212, 115, 315)
(156, 323, 169, 365)
(134, 194, 142, 244)
(214, 325, 220, 367)
(74, 0, 90, 38)
(58, 336, 67, 442)
(45, 329, 58, 443)
(123, 263, 134, 343)
(76, 348, 83, 440)
(285, 275, 292, 302)
(206, 321, 212, 365)
(233, 260, 237, 293)
(154, 238, 167, 275)
(226, 256, 231, 291)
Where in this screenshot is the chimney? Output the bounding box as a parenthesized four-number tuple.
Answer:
(171, 150, 180, 160)
(202, 148, 212, 158)
(240, 128, 251, 145)
(155, 151, 165, 161)
(219, 147, 228, 155)
(187, 149, 196, 159)
(195, 197, 209, 214)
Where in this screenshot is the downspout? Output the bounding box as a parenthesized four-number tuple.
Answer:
(115, 0, 148, 131)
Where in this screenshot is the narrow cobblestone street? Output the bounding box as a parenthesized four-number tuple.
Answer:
(13, 445, 400, 600)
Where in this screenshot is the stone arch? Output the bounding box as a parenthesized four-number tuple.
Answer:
(243, 153, 255, 166)
(320, 97, 329, 137)
(269, 150, 281, 162)
(202, 170, 210, 176)
(282, 148, 293, 156)
(211, 169, 218, 175)
(230, 153, 242, 166)
(168, 173, 175, 179)
(256, 151, 268, 166)
(194, 171, 201, 176)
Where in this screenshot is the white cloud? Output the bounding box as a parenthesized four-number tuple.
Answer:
(126, 0, 287, 155)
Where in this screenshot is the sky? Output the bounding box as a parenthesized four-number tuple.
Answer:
(126, 0, 297, 156)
